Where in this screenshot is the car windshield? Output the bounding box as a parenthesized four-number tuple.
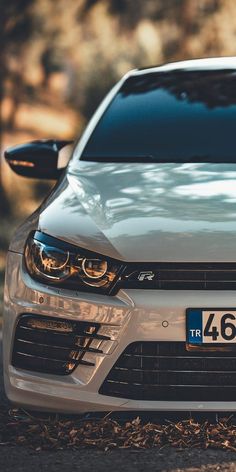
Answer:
(81, 69, 236, 163)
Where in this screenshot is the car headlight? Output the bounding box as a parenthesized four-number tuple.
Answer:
(24, 231, 123, 294)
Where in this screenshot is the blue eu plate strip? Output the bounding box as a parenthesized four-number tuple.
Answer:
(187, 309, 203, 344)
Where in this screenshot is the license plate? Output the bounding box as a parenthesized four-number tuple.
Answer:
(186, 308, 236, 345)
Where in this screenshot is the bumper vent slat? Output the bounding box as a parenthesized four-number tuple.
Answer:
(14, 352, 70, 375)
(120, 263, 236, 290)
(12, 314, 110, 375)
(17, 326, 78, 348)
(15, 340, 75, 361)
(100, 342, 236, 401)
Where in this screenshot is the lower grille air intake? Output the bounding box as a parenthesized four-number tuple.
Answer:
(100, 342, 236, 401)
(12, 314, 110, 375)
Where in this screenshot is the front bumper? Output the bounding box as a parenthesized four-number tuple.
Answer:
(4, 251, 236, 413)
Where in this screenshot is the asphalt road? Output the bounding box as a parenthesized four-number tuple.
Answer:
(1, 343, 236, 471)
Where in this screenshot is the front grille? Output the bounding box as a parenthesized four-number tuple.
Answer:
(100, 342, 236, 401)
(118, 262, 236, 291)
(12, 314, 110, 375)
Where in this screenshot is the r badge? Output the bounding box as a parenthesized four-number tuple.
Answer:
(138, 271, 155, 281)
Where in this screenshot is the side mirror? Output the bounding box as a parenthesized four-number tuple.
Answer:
(4, 139, 73, 179)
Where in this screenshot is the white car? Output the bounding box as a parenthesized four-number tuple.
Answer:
(4, 57, 236, 413)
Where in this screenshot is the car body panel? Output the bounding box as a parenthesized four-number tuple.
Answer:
(35, 161, 236, 262)
(5, 57, 236, 412)
(4, 252, 236, 413)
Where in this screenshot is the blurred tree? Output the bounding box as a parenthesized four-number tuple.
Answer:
(0, 0, 35, 216)
(175, 0, 220, 58)
(80, 0, 176, 29)
(80, 0, 221, 54)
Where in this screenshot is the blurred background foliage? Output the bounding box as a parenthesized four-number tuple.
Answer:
(1, 0, 236, 307)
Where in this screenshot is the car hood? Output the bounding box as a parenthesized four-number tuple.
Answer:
(39, 161, 236, 262)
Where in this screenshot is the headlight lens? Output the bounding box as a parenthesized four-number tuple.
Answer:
(30, 241, 71, 280)
(25, 232, 122, 294)
(82, 258, 108, 279)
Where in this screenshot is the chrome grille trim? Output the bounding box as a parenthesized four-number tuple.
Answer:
(18, 325, 110, 340)
(15, 338, 103, 354)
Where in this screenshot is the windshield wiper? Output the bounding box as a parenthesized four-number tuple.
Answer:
(82, 155, 158, 162)
(83, 155, 236, 164)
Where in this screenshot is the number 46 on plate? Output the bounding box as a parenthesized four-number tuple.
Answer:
(186, 309, 236, 344)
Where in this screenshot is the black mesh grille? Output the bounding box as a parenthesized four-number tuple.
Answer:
(12, 314, 110, 375)
(118, 263, 236, 291)
(100, 342, 236, 401)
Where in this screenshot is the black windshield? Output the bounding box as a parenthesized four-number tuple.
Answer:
(81, 70, 236, 163)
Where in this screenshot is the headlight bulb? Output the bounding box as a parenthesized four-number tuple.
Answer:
(82, 258, 108, 279)
(26, 240, 71, 281)
(40, 245, 69, 271)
